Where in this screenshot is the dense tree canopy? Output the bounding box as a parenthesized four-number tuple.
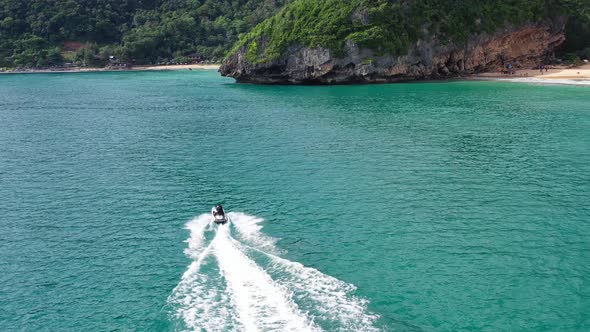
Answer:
(0, 0, 287, 67)
(0, 0, 587, 68)
(231, 0, 590, 64)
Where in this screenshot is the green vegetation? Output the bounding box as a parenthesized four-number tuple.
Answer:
(562, 12, 590, 64)
(0, 0, 287, 67)
(230, 0, 590, 64)
(1, 0, 588, 68)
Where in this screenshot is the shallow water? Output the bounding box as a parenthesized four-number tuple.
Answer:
(0, 71, 588, 331)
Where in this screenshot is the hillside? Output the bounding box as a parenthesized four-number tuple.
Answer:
(0, 0, 287, 67)
(220, 0, 590, 84)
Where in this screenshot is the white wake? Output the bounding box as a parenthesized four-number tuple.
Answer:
(168, 213, 379, 331)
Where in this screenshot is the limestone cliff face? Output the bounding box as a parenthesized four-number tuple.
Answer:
(220, 20, 566, 84)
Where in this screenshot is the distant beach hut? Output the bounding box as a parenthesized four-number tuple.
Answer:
(187, 53, 203, 64)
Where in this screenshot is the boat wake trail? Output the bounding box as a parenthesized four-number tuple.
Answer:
(168, 213, 379, 332)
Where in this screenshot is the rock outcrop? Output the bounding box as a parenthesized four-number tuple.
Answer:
(220, 20, 566, 84)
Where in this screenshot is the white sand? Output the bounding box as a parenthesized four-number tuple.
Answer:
(476, 64, 590, 86)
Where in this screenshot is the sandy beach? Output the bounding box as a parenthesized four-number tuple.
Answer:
(475, 64, 590, 85)
(136, 64, 220, 71)
(0, 63, 220, 74)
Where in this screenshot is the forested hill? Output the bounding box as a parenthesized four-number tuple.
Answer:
(220, 0, 590, 84)
(0, 0, 287, 67)
(1, 0, 588, 69)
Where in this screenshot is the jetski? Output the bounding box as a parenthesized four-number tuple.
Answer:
(211, 204, 228, 225)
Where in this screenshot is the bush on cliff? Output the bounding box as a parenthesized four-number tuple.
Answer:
(229, 0, 590, 64)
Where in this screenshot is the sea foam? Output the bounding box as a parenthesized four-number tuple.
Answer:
(167, 213, 379, 331)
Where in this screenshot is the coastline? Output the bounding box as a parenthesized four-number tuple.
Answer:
(0, 63, 220, 75)
(2, 62, 588, 86)
(471, 64, 590, 86)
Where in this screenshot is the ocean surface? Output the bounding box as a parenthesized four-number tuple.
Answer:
(0, 70, 588, 331)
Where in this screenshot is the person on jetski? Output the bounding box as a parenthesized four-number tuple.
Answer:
(213, 204, 224, 217)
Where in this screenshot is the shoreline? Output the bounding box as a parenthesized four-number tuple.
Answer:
(0, 63, 220, 75)
(471, 76, 590, 86)
(470, 64, 590, 86)
(2, 63, 588, 86)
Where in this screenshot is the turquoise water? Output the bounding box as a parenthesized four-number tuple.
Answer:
(0, 71, 589, 331)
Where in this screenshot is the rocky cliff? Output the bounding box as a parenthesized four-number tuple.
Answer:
(220, 20, 566, 84)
